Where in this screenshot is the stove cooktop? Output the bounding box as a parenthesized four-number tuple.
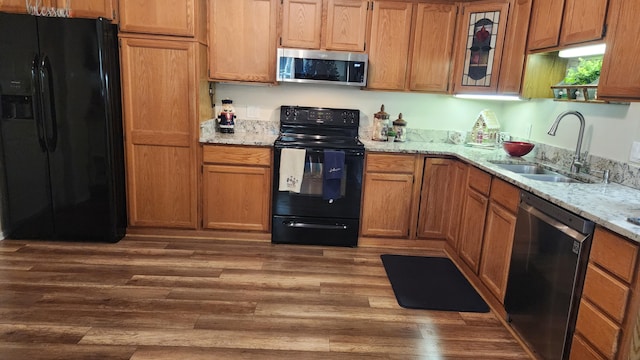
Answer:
(276, 105, 363, 150)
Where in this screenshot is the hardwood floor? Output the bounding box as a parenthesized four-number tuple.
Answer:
(0, 235, 531, 359)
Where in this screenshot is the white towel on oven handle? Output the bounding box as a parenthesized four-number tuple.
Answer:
(278, 148, 306, 193)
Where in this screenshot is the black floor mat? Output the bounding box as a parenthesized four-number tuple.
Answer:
(381, 254, 490, 313)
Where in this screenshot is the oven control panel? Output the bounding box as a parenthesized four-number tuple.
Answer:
(281, 106, 359, 127)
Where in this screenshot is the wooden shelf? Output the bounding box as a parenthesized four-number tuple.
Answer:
(551, 84, 598, 101)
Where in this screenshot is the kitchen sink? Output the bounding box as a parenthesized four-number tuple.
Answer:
(488, 160, 586, 183)
(518, 173, 580, 183)
(493, 163, 557, 175)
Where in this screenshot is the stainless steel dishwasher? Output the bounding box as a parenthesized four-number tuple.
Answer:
(504, 191, 594, 360)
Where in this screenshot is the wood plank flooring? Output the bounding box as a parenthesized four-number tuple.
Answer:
(0, 235, 531, 359)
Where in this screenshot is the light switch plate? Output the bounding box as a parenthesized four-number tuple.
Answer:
(247, 106, 259, 119)
(630, 141, 640, 163)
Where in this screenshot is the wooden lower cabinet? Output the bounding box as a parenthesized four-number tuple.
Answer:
(417, 158, 456, 239)
(571, 227, 640, 360)
(445, 161, 468, 250)
(362, 154, 461, 241)
(126, 145, 197, 228)
(202, 145, 272, 232)
(360, 153, 420, 238)
(458, 167, 492, 273)
(479, 178, 519, 303)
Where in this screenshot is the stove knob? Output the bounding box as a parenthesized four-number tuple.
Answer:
(285, 108, 291, 117)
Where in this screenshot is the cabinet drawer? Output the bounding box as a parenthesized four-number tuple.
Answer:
(570, 334, 606, 360)
(583, 263, 630, 323)
(576, 299, 621, 359)
(489, 178, 519, 213)
(203, 145, 271, 166)
(366, 153, 415, 173)
(467, 166, 491, 196)
(590, 227, 638, 283)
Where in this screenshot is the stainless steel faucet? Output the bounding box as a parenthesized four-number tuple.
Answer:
(547, 110, 586, 173)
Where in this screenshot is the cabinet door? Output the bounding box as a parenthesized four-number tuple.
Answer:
(0, 0, 26, 13)
(417, 158, 453, 239)
(119, 0, 198, 37)
(325, 0, 368, 51)
(203, 165, 271, 232)
(120, 37, 198, 228)
(281, 0, 323, 49)
(446, 161, 468, 250)
(479, 202, 516, 302)
(367, 1, 412, 90)
(452, 1, 510, 94)
(526, 0, 564, 51)
(559, 0, 607, 46)
(209, 0, 278, 83)
(497, 0, 532, 94)
(458, 188, 489, 273)
(575, 299, 621, 359)
(409, 3, 457, 92)
(71, 0, 115, 19)
(598, 0, 640, 100)
(361, 172, 414, 238)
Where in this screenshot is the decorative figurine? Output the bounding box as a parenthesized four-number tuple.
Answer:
(218, 99, 236, 133)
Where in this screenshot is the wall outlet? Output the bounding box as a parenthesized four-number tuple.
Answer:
(630, 141, 640, 163)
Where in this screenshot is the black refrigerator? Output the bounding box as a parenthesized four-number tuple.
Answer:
(0, 13, 126, 242)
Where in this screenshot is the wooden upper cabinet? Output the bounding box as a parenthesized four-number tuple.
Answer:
(0, 0, 26, 13)
(409, 3, 457, 93)
(281, 0, 323, 49)
(367, 1, 412, 90)
(598, 0, 640, 100)
(280, 0, 368, 51)
(560, 0, 608, 46)
(498, 0, 531, 94)
(119, 0, 206, 39)
(325, 0, 368, 51)
(526, 0, 564, 51)
(71, 0, 115, 19)
(1, 0, 115, 18)
(452, 0, 510, 94)
(527, 0, 608, 52)
(209, 0, 278, 83)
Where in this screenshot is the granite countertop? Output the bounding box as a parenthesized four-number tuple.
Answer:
(201, 131, 640, 244)
(363, 139, 640, 244)
(200, 132, 277, 146)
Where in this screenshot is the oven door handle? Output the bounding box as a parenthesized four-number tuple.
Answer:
(275, 145, 364, 157)
(284, 221, 348, 230)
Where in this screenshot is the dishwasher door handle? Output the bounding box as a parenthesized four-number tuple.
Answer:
(519, 202, 590, 244)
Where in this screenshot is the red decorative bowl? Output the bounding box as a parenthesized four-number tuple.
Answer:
(503, 141, 535, 157)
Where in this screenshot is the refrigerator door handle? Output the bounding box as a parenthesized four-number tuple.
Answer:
(31, 53, 47, 151)
(39, 54, 58, 152)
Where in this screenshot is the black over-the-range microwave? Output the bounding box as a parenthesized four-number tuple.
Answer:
(276, 48, 368, 87)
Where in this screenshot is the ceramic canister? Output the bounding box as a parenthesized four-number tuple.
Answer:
(393, 113, 407, 142)
(372, 104, 390, 141)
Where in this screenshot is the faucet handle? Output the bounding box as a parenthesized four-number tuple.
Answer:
(590, 168, 611, 184)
